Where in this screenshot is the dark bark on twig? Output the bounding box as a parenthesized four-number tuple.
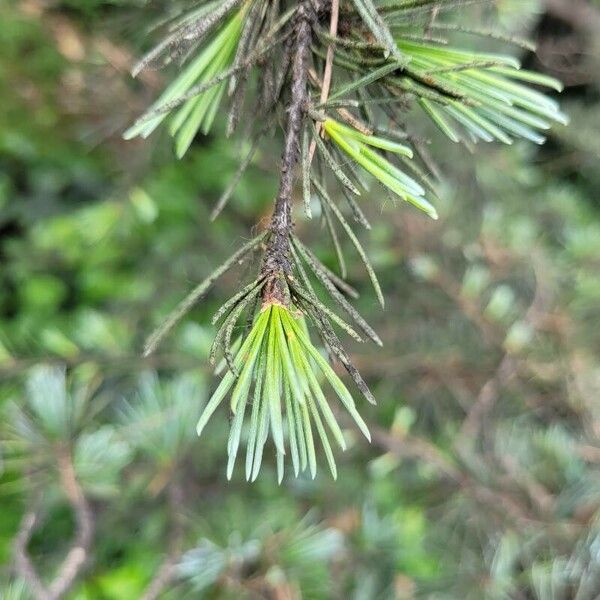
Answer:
(262, 1, 316, 304)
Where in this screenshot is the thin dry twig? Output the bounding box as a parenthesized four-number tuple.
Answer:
(369, 423, 540, 526)
(14, 496, 48, 600)
(308, 0, 339, 164)
(14, 446, 94, 600)
(140, 479, 186, 600)
(455, 252, 554, 446)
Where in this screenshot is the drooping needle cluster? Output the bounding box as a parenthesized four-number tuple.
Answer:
(198, 303, 370, 481)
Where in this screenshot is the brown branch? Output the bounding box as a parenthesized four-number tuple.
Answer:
(455, 252, 554, 446)
(141, 478, 186, 600)
(261, 0, 315, 302)
(455, 354, 516, 444)
(308, 0, 339, 163)
(318, 0, 339, 109)
(430, 268, 500, 345)
(14, 496, 49, 600)
(141, 558, 179, 600)
(308, 68, 372, 133)
(369, 424, 539, 526)
(14, 447, 93, 600)
(50, 445, 94, 599)
(370, 425, 461, 483)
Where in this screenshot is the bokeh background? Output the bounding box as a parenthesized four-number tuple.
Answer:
(1, 0, 599, 598)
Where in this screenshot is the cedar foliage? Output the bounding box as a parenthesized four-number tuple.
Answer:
(127, 0, 566, 478)
(1, 1, 599, 598)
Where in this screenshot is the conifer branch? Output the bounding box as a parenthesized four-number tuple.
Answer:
(125, 0, 566, 480)
(14, 496, 48, 600)
(261, 0, 315, 305)
(140, 479, 185, 600)
(14, 446, 93, 600)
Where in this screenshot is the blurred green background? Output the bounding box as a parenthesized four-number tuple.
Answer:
(1, 0, 599, 598)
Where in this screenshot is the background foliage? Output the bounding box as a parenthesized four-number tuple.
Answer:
(1, 0, 599, 598)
